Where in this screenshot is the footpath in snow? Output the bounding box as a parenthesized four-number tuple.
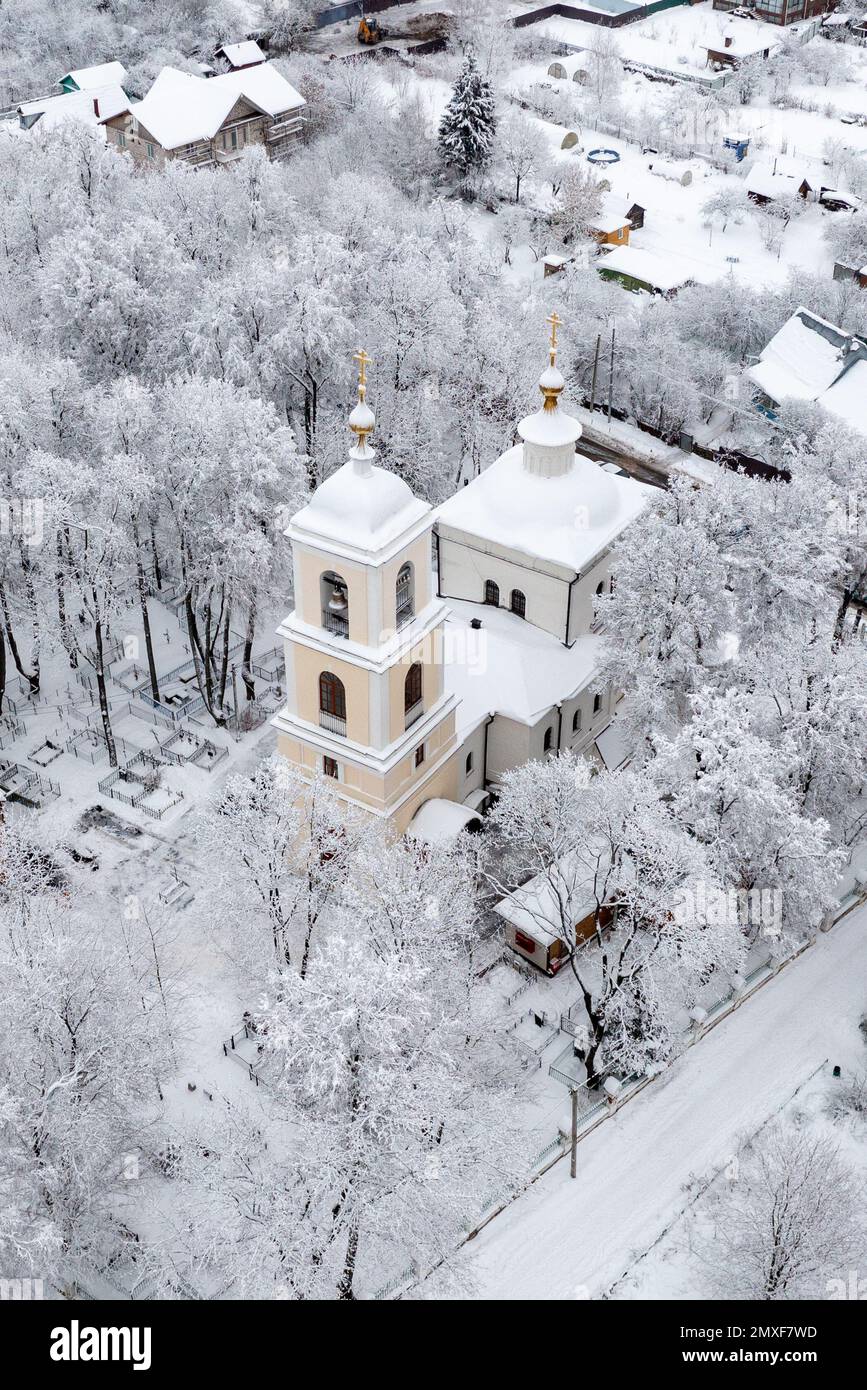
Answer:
(429, 903, 867, 1300)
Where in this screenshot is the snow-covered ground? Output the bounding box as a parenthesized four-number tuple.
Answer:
(422, 903, 867, 1300)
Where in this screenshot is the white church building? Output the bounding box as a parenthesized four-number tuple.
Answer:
(273, 320, 649, 837)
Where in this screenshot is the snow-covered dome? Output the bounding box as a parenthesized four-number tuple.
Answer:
(483, 445, 621, 553)
(292, 459, 428, 552)
(290, 348, 431, 554)
(518, 329, 582, 475)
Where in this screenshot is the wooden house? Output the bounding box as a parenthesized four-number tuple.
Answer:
(495, 864, 614, 976)
(101, 63, 305, 169)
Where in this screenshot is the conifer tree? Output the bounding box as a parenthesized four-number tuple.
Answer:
(437, 55, 497, 179)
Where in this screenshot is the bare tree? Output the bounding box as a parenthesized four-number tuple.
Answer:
(499, 111, 545, 204)
(697, 1124, 866, 1300)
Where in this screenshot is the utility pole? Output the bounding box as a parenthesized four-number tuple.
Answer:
(231, 661, 240, 740)
(570, 1087, 579, 1179)
(589, 333, 601, 415)
(607, 323, 616, 425)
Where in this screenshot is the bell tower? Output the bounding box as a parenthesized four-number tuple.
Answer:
(274, 352, 461, 832)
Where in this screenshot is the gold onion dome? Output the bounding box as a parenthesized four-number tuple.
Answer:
(348, 347, 375, 455)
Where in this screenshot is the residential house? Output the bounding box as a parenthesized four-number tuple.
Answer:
(712, 0, 833, 25)
(746, 159, 815, 205)
(101, 63, 305, 168)
(746, 306, 867, 436)
(706, 30, 778, 67)
(18, 84, 127, 131)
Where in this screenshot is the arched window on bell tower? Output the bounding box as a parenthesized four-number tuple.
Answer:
(321, 571, 349, 639)
(396, 562, 414, 629)
(319, 671, 346, 736)
(405, 661, 423, 729)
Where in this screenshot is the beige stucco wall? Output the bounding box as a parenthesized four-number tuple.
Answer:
(277, 711, 459, 833)
(381, 533, 431, 634)
(295, 546, 370, 646)
(291, 642, 370, 744)
(386, 623, 446, 743)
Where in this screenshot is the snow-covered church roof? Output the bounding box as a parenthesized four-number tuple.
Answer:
(437, 328, 648, 576)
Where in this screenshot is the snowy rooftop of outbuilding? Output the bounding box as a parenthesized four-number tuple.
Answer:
(745, 160, 817, 201)
(707, 29, 778, 57)
(494, 847, 609, 941)
(116, 63, 304, 148)
(19, 84, 128, 128)
(588, 195, 632, 234)
(747, 306, 867, 406)
(442, 596, 603, 733)
(60, 61, 128, 91)
(406, 798, 480, 844)
(436, 442, 647, 575)
(216, 40, 266, 67)
(597, 244, 693, 293)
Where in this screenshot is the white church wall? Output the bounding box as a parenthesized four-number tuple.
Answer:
(437, 530, 572, 643)
(566, 554, 612, 646)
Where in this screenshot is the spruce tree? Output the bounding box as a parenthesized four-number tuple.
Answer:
(437, 55, 497, 179)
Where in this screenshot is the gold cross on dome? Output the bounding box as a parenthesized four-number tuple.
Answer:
(546, 310, 562, 364)
(353, 348, 372, 398)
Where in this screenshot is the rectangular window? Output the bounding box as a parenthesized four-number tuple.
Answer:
(231, 129, 238, 149)
(415, 745, 425, 768)
(323, 756, 338, 779)
(146, 143, 155, 159)
(117, 132, 126, 147)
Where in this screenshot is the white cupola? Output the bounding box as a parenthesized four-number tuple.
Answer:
(518, 310, 582, 478)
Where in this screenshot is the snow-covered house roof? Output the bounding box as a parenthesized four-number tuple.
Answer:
(212, 63, 304, 118)
(707, 29, 778, 59)
(215, 40, 267, 69)
(59, 61, 128, 91)
(597, 244, 693, 294)
(746, 307, 867, 410)
(493, 848, 609, 941)
(588, 195, 631, 235)
(745, 159, 816, 202)
(110, 63, 304, 150)
(18, 84, 128, 130)
(819, 358, 867, 436)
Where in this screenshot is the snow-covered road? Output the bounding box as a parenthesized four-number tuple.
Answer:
(439, 905, 867, 1300)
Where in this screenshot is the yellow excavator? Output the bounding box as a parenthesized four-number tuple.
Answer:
(357, 14, 381, 45)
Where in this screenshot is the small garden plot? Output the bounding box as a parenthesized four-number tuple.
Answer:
(157, 728, 202, 763)
(28, 737, 64, 767)
(188, 739, 228, 772)
(111, 660, 150, 694)
(508, 1008, 561, 1058)
(136, 782, 185, 820)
